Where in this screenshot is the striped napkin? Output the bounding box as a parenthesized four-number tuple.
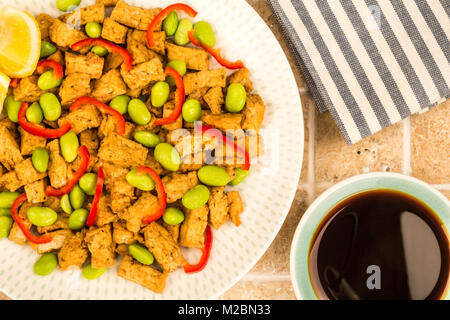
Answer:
(268, 0, 450, 144)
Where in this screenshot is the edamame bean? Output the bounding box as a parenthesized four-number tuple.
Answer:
(198, 166, 231, 187)
(126, 169, 155, 191)
(182, 185, 210, 210)
(27, 207, 58, 227)
(56, 0, 81, 12)
(174, 18, 193, 46)
(79, 173, 97, 196)
(162, 208, 185, 226)
(69, 184, 85, 210)
(85, 22, 102, 38)
(40, 41, 57, 58)
(163, 11, 179, 36)
(32, 147, 49, 173)
(166, 60, 186, 86)
(39, 92, 62, 121)
(91, 46, 108, 57)
(34, 253, 57, 276)
(134, 131, 161, 148)
(82, 264, 107, 280)
(229, 168, 250, 186)
(5, 95, 21, 123)
(26, 102, 44, 124)
(128, 99, 151, 125)
(60, 131, 79, 163)
(68, 209, 88, 230)
(109, 95, 130, 115)
(0, 192, 20, 209)
(38, 70, 63, 90)
(60, 194, 73, 214)
(151, 82, 170, 108)
(0, 208, 11, 217)
(154, 143, 181, 172)
(129, 244, 154, 265)
(182, 98, 202, 122)
(0, 216, 13, 238)
(225, 83, 247, 113)
(194, 21, 216, 48)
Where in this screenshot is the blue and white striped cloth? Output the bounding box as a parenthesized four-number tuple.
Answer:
(269, 0, 450, 144)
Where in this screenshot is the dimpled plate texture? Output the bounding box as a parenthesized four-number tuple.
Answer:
(0, 0, 304, 300)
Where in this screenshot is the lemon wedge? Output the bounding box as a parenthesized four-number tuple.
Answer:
(0, 7, 41, 78)
(0, 71, 11, 114)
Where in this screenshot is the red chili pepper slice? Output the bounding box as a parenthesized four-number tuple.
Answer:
(188, 30, 244, 70)
(154, 66, 185, 126)
(198, 124, 250, 170)
(70, 96, 126, 135)
(184, 225, 213, 273)
(18, 102, 72, 139)
(9, 78, 20, 88)
(71, 38, 133, 71)
(136, 166, 167, 224)
(36, 59, 64, 80)
(10, 193, 52, 244)
(147, 3, 197, 47)
(86, 166, 105, 227)
(45, 146, 91, 197)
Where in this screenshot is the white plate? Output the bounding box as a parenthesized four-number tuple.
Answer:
(0, 0, 303, 300)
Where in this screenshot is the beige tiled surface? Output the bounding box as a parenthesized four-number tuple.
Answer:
(1, 0, 449, 301)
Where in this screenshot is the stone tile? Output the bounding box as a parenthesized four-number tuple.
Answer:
(314, 100, 404, 185)
(246, 0, 308, 92)
(411, 100, 450, 184)
(223, 281, 296, 300)
(250, 188, 308, 273)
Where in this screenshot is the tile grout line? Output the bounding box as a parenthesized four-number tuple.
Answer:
(402, 117, 412, 175)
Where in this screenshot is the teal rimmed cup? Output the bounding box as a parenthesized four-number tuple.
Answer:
(290, 172, 450, 300)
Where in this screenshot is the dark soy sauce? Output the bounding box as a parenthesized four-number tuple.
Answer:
(309, 189, 449, 300)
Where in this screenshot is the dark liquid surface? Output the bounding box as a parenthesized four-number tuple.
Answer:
(309, 190, 449, 300)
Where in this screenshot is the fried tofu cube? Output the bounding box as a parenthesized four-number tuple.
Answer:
(201, 112, 243, 132)
(98, 116, 134, 139)
(94, 195, 118, 226)
(91, 69, 127, 103)
(79, 129, 99, 155)
(162, 172, 198, 203)
(49, 18, 87, 48)
(18, 127, 47, 156)
(203, 87, 224, 114)
(143, 222, 186, 273)
(242, 94, 266, 133)
(101, 17, 128, 44)
(36, 13, 55, 40)
(30, 229, 72, 254)
(0, 171, 22, 192)
(96, 0, 119, 6)
(98, 133, 148, 168)
(24, 180, 47, 204)
(47, 139, 69, 189)
(162, 101, 182, 131)
(110, 1, 162, 31)
(110, 174, 134, 214)
(179, 205, 209, 248)
(57, 104, 102, 134)
(113, 222, 135, 244)
(166, 42, 209, 71)
(187, 87, 208, 107)
(37, 215, 70, 233)
(208, 187, 229, 229)
(47, 50, 65, 66)
(59, 73, 92, 106)
(183, 68, 227, 94)
(85, 224, 115, 269)
(104, 53, 124, 72)
(58, 231, 89, 270)
(118, 256, 167, 294)
(65, 52, 104, 79)
(120, 193, 159, 233)
(13, 76, 45, 103)
(120, 59, 165, 90)
(227, 68, 254, 92)
(15, 158, 47, 186)
(99, 161, 127, 191)
(0, 126, 23, 171)
(61, 4, 105, 25)
(227, 191, 244, 227)
(162, 222, 180, 243)
(8, 222, 27, 245)
(127, 29, 165, 54)
(127, 39, 162, 65)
